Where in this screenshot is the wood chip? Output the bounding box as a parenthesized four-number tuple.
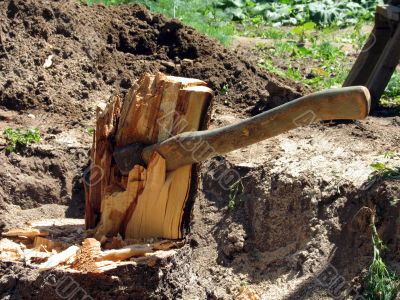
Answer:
(33, 236, 66, 252)
(0, 238, 24, 261)
(98, 240, 177, 262)
(28, 218, 85, 228)
(95, 260, 135, 272)
(2, 228, 49, 238)
(98, 244, 153, 262)
(235, 287, 260, 300)
(24, 249, 52, 264)
(144, 249, 177, 259)
(43, 54, 54, 68)
(72, 238, 101, 273)
(152, 240, 177, 251)
(38, 246, 80, 270)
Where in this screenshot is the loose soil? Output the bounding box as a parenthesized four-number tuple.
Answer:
(0, 0, 399, 299)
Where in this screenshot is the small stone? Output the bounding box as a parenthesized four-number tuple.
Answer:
(43, 55, 54, 68)
(120, 78, 132, 89)
(182, 58, 194, 67)
(161, 61, 175, 70)
(81, 90, 89, 99)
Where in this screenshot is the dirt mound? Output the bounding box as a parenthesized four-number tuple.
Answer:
(0, 0, 304, 223)
(0, 0, 305, 116)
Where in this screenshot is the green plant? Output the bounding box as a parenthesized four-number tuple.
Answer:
(262, 27, 289, 40)
(258, 34, 349, 91)
(292, 21, 316, 43)
(260, 59, 288, 78)
(349, 23, 369, 51)
(363, 217, 399, 300)
(381, 71, 400, 108)
(384, 151, 398, 159)
(369, 162, 400, 180)
(238, 20, 291, 39)
(216, 0, 380, 28)
(86, 0, 126, 4)
(220, 84, 230, 95)
(228, 179, 244, 210)
(87, 128, 96, 135)
(240, 280, 249, 286)
(3, 128, 41, 153)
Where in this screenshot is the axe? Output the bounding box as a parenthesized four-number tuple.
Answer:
(113, 86, 370, 174)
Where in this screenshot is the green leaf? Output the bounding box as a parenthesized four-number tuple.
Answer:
(303, 21, 316, 30)
(3, 128, 41, 153)
(251, 15, 263, 24)
(87, 128, 96, 135)
(370, 163, 387, 171)
(226, 0, 245, 8)
(225, 7, 246, 20)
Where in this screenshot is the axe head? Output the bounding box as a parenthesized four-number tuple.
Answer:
(113, 143, 146, 176)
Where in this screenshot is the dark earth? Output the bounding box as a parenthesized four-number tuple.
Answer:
(0, 0, 399, 299)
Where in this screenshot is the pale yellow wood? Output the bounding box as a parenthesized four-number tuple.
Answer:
(124, 152, 166, 238)
(95, 166, 146, 239)
(147, 174, 174, 237)
(0, 238, 24, 261)
(72, 238, 102, 273)
(162, 165, 192, 238)
(28, 219, 85, 228)
(33, 236, 66, 252)
(2, 228, 49, 238)
(99, 244, 153, 261)
(160, 86, 212, 239)
(90, 73, 212, 240)
(116, 73, 160, 146)
(87, 96, 121, 229)
(156, 80, 184, 141)
(38, 245, 80, 270)
(123, 78, 212, 240)
(166, 76, 206, 86)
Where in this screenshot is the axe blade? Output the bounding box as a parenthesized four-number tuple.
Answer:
(113, 143, 145, 176)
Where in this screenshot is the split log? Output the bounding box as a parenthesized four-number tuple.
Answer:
(87, 73, 212, 240)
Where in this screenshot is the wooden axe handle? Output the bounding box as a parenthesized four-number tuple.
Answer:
(143, 86, 371, 171)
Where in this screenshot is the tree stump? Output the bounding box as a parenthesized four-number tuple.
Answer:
(86, 72, 213, 241)
(0, 74, 212, 296)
